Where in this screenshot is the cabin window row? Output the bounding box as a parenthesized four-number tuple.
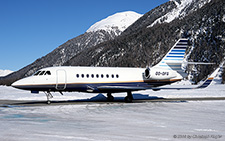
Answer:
(76, 74, 119, 78)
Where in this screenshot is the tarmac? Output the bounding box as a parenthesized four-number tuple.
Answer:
(1, 97, 225, 107)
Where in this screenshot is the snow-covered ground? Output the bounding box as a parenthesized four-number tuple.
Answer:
(0, 82, 225, 141)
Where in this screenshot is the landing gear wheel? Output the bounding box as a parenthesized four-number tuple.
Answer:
(125, 96, 133, 103)
(124, 91, 133, 103)
(107, 93, 114, 102)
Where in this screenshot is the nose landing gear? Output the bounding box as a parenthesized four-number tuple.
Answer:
(44, 91, 53, 104)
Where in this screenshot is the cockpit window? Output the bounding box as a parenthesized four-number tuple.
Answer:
(45, 71, 51, 75)
(33, 70, 51, 76)
(39, 71, 46, 75)
(34, 71, 41, 76)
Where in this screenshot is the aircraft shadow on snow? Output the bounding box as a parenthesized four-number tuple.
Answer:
(0, 94, 188, 107)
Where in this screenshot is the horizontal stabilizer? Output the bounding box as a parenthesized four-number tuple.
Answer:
(184, 62, 215, 65)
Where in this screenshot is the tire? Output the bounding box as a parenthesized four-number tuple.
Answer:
(125, 96, 132, 103)
(107, 95, 114, 102)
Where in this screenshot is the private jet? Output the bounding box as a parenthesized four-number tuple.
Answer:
(12, 38, 215, 103)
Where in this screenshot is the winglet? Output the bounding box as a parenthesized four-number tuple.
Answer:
(196, 67, 219, 89)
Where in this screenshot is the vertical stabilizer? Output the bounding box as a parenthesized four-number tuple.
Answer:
(154, 39, 188, 73)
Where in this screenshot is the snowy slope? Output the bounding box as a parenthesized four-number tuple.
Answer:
(0, 69, 13, 77)
(87, 11, 142, 34)
(148, 0, 211, 27)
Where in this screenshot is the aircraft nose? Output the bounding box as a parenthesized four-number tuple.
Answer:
(11, 78, 30, 90)
(11, 79, 23, 89)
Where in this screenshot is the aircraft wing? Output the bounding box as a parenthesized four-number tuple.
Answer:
(97, 86, 147, 92)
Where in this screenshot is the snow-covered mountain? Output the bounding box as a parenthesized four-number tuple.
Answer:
(87, 11, 142, 35)
(0, 70, 13, 77)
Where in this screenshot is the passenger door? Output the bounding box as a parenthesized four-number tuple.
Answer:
(56, 69, 67, 90)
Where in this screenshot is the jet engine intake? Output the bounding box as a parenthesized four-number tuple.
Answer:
(144, 67, 151, 79)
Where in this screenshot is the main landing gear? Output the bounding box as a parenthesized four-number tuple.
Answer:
(125, 91, 133, 103)
(106, 92, 134, 103)
(107, 93, 114, 102)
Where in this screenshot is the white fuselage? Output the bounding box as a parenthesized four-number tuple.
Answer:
(12, 66, 182, 93)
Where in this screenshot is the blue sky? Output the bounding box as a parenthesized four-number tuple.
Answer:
(0, 0, 168, 71)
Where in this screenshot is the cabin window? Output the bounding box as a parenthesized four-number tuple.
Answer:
(86, 74, 89, 78)
(81, 74, 84, 78)
(96, 74, 99, 78)
(34, 71, 41, 76)
(91, 74, 94, 78)
(101, 74, 104, 78)
(45, 71, 51, 75)
(76, 74, 79, 78)
(116, 74, 119, 78)
(106, 74, 109, 78)
(39, 71, 45, 75)
(111, 74, 114, 78)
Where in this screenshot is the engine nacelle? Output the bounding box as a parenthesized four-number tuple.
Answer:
(144, 67, 177, 80)
(144, 67, 151, 79)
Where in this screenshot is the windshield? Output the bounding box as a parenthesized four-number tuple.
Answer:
(33, 70, 51, 76)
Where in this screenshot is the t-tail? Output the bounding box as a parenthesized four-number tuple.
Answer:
(153, 38, 188, 77)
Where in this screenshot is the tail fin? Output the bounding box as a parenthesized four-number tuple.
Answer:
(154, 38, 188, 73)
